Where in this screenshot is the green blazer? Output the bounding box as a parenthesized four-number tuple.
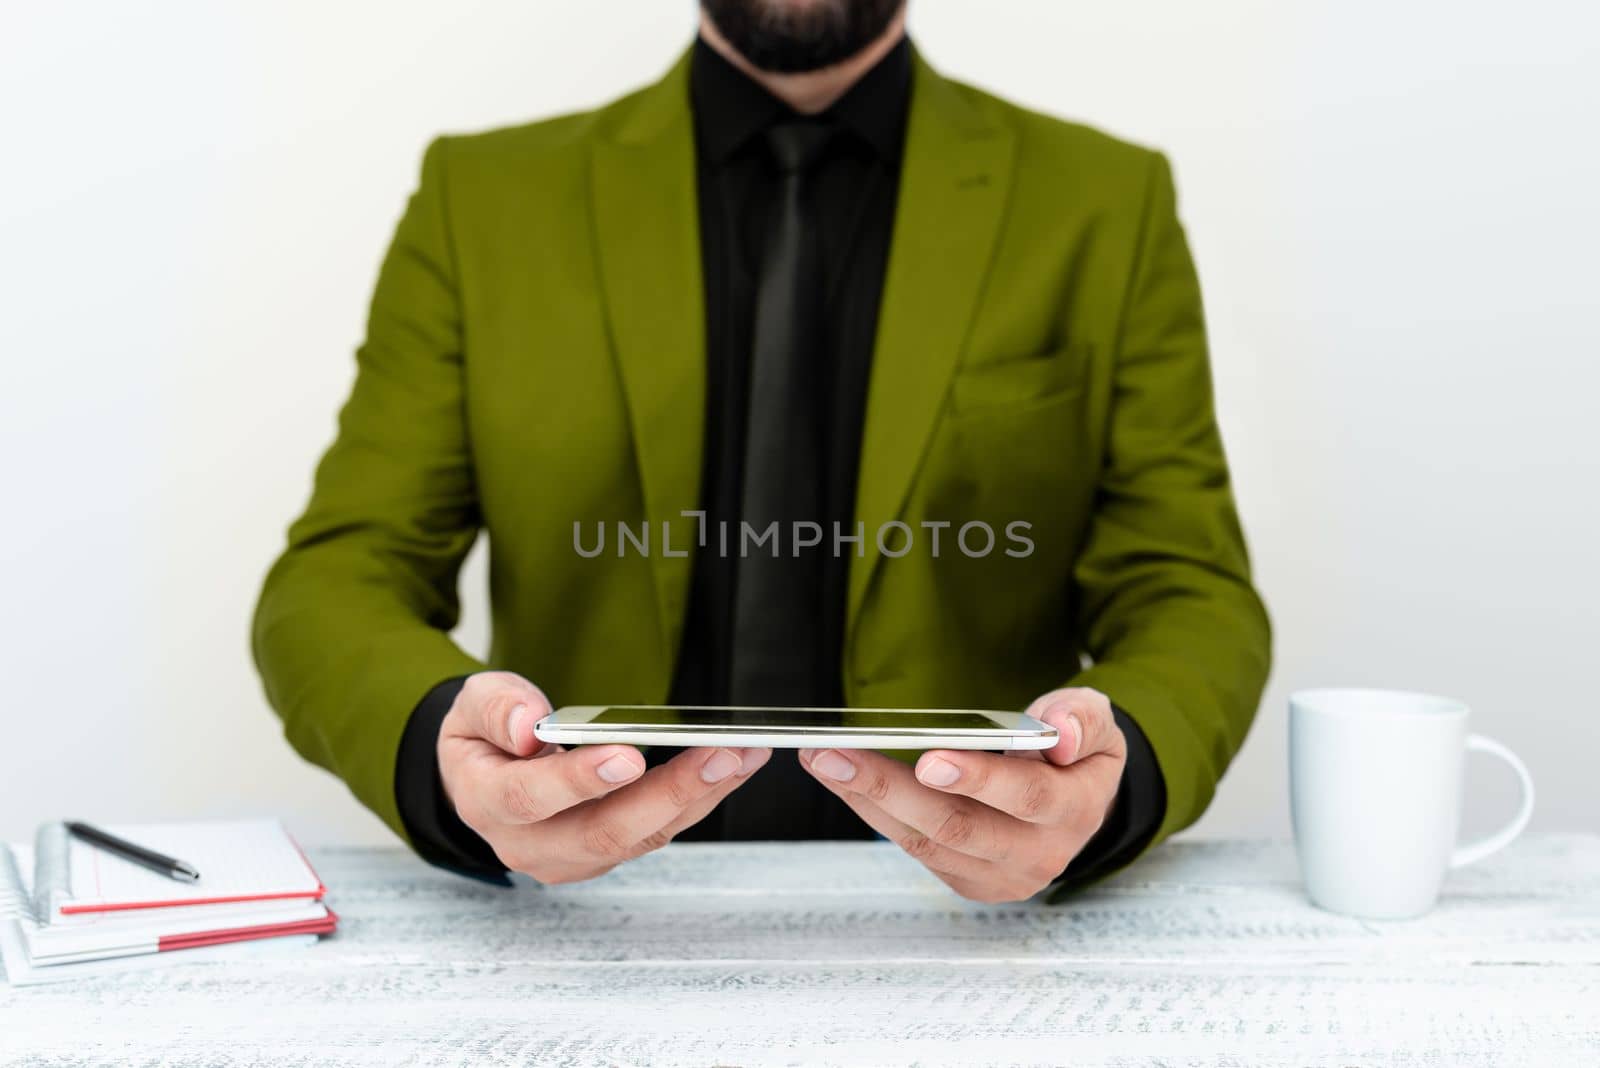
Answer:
(253, 47, 1271, 876)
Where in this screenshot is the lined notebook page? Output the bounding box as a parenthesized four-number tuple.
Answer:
(49, 820, 323, 915)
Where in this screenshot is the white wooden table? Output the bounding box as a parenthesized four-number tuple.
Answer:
(3, 834, 1597, 1066)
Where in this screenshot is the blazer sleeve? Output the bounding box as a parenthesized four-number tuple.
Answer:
(1063, 150, 1272, 856)
(251, 138, 487, 841)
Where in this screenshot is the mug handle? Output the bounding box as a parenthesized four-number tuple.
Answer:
(1449, 733, 1536, 868)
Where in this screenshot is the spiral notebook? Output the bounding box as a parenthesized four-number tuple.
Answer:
(2, 819, 334, 985)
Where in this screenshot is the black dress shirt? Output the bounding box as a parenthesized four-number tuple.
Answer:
(394, 37, 1166, 889)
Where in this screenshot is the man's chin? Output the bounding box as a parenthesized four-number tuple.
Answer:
(701, 0, 904, 74)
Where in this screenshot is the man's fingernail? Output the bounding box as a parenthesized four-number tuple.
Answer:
(1066, 714, 1084, 757)
(740, 749, 771, 774)
(508, 705, 530, 750)
(811, 750, 856, 782)
(597, 754, 643, 783)
(918, 757, 960, 787)
(701, 748, 742, 783)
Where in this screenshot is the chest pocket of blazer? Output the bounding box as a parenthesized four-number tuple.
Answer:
(926, 341, 1098, 548)
(945, 343, 1089, 418)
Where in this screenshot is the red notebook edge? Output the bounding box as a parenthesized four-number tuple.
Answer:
(157, 908, 339, 953)
(56, 829, 330, 916)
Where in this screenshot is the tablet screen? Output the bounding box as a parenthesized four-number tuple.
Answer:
(588, 707, 1005, 730)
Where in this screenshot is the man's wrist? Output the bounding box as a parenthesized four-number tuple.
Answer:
(394, 675, 512, 884)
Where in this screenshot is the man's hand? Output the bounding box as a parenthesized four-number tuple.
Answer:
(800, 688, 1126, 903)
(438, 671, 771, 883)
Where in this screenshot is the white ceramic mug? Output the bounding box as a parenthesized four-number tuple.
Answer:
(1289, 688, 1534, 919)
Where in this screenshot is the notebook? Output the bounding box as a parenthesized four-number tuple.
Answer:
(2, 819, 334, 986)
(28, 818, 326, 917)
(0, 923, 320, 987)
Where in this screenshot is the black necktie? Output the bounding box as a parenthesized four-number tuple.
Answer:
(729, 121, 836, 704)
(724, 120, 837, 839)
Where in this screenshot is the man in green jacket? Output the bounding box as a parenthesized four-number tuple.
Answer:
(253, 0, 1270, 902)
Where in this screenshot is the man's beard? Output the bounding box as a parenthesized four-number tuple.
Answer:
(701, 0, 904, 74)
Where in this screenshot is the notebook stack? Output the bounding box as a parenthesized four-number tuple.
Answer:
(1, 819, 336, 985)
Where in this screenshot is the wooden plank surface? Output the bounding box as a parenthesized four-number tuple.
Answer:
(3, 834, 1597, 1066)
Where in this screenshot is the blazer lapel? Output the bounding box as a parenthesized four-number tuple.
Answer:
(848, 52, 1017, 637)
(590, 49, 705, 664)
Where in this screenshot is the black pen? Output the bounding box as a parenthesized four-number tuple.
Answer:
(65, 821, 201, 883)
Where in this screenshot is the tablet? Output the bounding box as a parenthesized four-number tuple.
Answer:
(533, 705, 1058, 751)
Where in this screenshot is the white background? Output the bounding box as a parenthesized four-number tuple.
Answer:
(2, 1, 1596, 848)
